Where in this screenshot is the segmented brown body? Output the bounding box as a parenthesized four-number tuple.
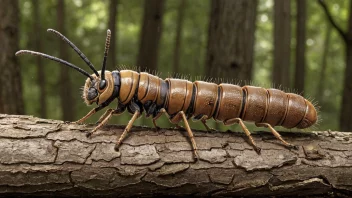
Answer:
(16, 28, 318, 158)
(119, 70, 317, 129)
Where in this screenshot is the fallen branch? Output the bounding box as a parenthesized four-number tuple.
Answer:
(0, 114, 351, 197)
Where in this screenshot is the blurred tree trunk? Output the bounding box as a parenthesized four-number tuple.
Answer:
(318, 0, 352, 131)
(294, 0, 306, 95)
(32, 0, 47, 118)
(173, 0, 186, 76)
(0, 0, 24, 114)
(273, 0, 291, 88)
(137, 0, 165, 71)
(316, 26, 331, 101)
(206, 0, 258, 83)
(342, 0, 352, 131)
(57, 0, 75, 121)
(343, 7, 352, 131)
(108, 0, 118, 70)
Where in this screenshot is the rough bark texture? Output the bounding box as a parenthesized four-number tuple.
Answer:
(206, 0, 258, 82)
(57, 0, 75, 121)
(137, 0, 165, 71)
(32, 0, 47, 119)
(273, 0, 291, 88)
(0, 0, 25, 115)
(0, 114, 351, 197)
(294, 0, 306, 95)
(108, 0, 118, 70)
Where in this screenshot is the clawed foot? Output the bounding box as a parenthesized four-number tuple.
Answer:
(86, 131, 92, 138)
(289, 144, 299, 150)
(194, 152, 199, 161)
(254, 146, 261, 154)
(114, 144, 120, 152)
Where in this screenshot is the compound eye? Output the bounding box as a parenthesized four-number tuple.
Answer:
(87, 87, 98, 100)
(98, 80, 107, 92)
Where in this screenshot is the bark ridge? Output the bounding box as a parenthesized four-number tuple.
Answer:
(0, 114, 351, 197)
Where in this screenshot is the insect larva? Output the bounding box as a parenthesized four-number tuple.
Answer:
(16, 29, 318, 158)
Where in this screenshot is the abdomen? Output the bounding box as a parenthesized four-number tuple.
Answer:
(213, 85, 317, 128)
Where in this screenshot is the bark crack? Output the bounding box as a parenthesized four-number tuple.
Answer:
(0, 114, 350, 196)
(84, 144, 97, 164)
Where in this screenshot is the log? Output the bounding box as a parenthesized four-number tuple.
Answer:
(0, 114, 351, 197)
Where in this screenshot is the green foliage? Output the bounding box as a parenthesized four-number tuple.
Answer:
(18, 0, 347, 131)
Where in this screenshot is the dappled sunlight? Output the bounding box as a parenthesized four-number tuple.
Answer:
(8, 0, 351, 131)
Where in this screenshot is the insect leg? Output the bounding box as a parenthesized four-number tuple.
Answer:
(199, 115, 213, 132)
(96, 108, 115, 124)
(256, 123, 298, 149)
(87, 109, 115, 137)
(75, 105, 107, 124)
(115, 110, 140, 151)
(152, 108, 166, 130)
(224, 118, 261, 153)
(170, 111, 199, 159)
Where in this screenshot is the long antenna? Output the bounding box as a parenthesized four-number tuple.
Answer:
(101, 29, 111, 81)
(16, 50, 94, 80)
(47, 29, 100, 76)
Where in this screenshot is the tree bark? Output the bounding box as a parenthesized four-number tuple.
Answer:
(206, 0, 258, 83)
(0, 0, 24, 115)
(173, 0, 186, 75)
(108, 0, 118, 70)
(294, 0, 306, 95)
(32, 0, 47, 119)
(137, 0, 165, 71)
(0, 114, 351, 197)
(57, 0, 75, 121)
(273, 0, 291, 88)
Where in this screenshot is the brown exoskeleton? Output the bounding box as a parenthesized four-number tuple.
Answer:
(16, 29, 318, 159)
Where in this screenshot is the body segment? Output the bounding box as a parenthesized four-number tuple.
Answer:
(16, 28, 318, 158)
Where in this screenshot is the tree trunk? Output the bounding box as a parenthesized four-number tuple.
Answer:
(340, 0, 352, 131)
(57, 0, 75, 121)
(317, 0, 352, 131)
(206, 0, 258, 83)
(137, 0, 165, 71)
(108, 0, 118, 70)
(173, 0, 186, 75)
(294, 0, 306, 95)
(0, 0, 24, 115)
(0, 114, 351, 197)
(32, 0, 47, 119)
(273, 0, 291, 88)
(316, 26, 331, 101)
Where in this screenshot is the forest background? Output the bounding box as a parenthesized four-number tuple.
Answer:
(1, 0, 351, 132)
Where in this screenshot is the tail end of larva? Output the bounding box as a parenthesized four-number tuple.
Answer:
(296, 99, 320, 129)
